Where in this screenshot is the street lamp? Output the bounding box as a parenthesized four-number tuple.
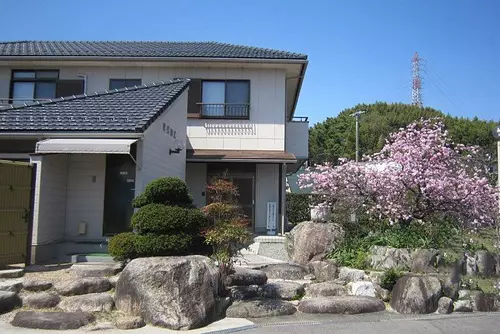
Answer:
(351, 110, 366, 162)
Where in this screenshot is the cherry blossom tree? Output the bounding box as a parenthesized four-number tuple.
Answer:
(299, 118, 498, 228)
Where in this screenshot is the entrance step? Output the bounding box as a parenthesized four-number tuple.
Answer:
(242, 235, 289, 262)
(71, 254, 114, 263)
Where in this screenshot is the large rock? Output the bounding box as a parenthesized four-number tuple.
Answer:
(308, 260, 338, 282)
(338, 267, 365, 282)
(226, 267, 267, 286)
(22, 292, 60, 309)
(410, 249, 442, 273)
(0, 278, 23, 293)
(11, 311, 94, 330)
(465, 254, 478, 276)
(437, 297, 453, 314)
(59, 293, 114, 312)
(226, 299, 296, 318)
(0, 291, 22, 314)
(230, 285, 260, 301)
(23, 280, 52, 292)
(55, 277, 111, 296)
(116, 316, 146, 330)
(260, 263, 309, 280)
(115, 256, 223, 330)
(306, 281, 347, 298)
(453, 299, 473, 312)
(390, 275, 442, 314)
(259, 281, 305, 300)
(347, 281, 376, 297)
(475, 251, 496, 277)
(286, 221, 344, 265)
(472, 292, 500, 312)
(298, 296, 385, 314)
(369, 246, 411, 270)
(70, 262, 122, 278)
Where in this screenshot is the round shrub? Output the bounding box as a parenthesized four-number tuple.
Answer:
(108, 232, 138, 262)
(134, 233, 193, 257)
(132, 177, 193, 208)
(131, 204, 207, 234)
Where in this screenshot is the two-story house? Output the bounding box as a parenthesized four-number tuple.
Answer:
(0, 41, 308, 263)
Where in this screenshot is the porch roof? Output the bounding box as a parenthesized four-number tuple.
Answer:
(0, 79, 189, 133)
(35, 138, 137, 155)
(186, 149, 297, 163)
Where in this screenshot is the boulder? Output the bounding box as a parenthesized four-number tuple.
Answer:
(226, 299, 296, 318)
(70, 262, 122, 278)
(458, 290, 471, 300)
(298, 296, 385, 314)
(22, 292, 60, 309)
(11, 311, 94, 330)
(0, 291, 22, 314)
(475, 251, 496, 277)
(260, 263, 309, 280)
(59, 293, 114, 312)
(347, 281, 376, 297)
(0, 278, 23, 293)
(369, 246, 411, 270)
(375, 286, 391, 302)
(410, 249, 442, 273)
(23, 280, 52, 292)
(230, 285, 261, 301)
(338, 267, 365, 282)
(437, 297, 453, 314)
(305, 282, 347, 298)
(366, 271, 385, 285)
(109, 275, 120, 288)
(0, 268, 24, 279)
(441, 277, 460, 300)
(286, 221, 344, 265)
(115, 256, 223, 330)
(308, 260, 338, 282)
(55, 277, 111, 296)
(116, 316, 146, 330)
(453, 299, 473, 312)
(390, 275, 442, 314)
(259, 281, 305, 300)
(465, 254, 478, 276)
(226, 267, 267, 286)
(472, 292, 500, 312)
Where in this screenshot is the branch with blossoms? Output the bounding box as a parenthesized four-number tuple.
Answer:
(300, 118, 498, 229)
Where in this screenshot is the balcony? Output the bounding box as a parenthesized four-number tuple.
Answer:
(286, 116, 309, 160)
(197, 103, 250, 120)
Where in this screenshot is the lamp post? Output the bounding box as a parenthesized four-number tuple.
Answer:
(351, 110, 366, 162)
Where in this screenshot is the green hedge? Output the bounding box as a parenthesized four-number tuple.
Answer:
(286, 193, 312, 224)
(131, 204, 207, 234)
(132, 177, 193, 208)
(108, 232, 138, 262)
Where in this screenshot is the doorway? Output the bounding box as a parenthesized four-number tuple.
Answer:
(102, 155, 136, 235)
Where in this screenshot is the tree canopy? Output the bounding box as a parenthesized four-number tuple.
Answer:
(309, 102, 499, 166)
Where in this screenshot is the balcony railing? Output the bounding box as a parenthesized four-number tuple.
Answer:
(197, 103, 250, 119)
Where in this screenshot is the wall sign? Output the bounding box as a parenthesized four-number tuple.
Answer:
(163, 122, 177, 139)
(266, 202, 277, 235)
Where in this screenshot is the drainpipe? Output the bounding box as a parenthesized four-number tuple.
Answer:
(77, 73, 87, 94)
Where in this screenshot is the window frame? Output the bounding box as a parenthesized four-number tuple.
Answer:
(109, 78, 142, 90)
(199, 79, 250, 120)
(9, 69, 60, 103)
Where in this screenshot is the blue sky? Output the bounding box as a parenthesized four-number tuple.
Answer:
(1, 0, 499, 125)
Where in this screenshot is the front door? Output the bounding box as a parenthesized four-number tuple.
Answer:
(102, 155, 136, 235)
(232, 177, 255, 230)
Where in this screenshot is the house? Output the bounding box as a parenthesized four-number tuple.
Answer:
(0, 41, 309, 263)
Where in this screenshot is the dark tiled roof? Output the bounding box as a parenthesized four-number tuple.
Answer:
(0, 41, 307, 60)
(0, 79, 189, 132)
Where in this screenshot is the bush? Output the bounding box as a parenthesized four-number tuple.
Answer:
(131, 204, 207, 234)
(286, 193, 311, 224)
(108, 232, 138, 262)
(134, 233, 193, 257)
(380, 268, 404, 290)
(132, 177, 193, 208)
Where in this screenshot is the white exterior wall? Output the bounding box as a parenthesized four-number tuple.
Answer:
(31, 155, 68, 245)
(64, 154, 106, 241)
(255, 164, 280, 233)
(185, 163, 207, 208)
(136, 91, 188, 195)
(286, 120, 309, 159)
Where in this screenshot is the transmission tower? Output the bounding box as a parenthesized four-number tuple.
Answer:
(412, 52, 423, 107)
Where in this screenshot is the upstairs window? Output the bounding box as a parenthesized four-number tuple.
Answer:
(10, 70, 59, 103)
(109, 79, 142, 90)
(199, 80, 250, 119)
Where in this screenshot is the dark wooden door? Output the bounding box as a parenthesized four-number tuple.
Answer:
(232, 177, 254, 229)
(102, 155, 136, 235)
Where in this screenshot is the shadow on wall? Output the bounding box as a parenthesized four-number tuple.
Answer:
(205, 123, 256, 136)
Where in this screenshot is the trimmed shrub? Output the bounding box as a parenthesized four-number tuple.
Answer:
(134, 233, 193, 257)
(132, 177, 193, 208)
(131, 204, 207, 234)
(286, 193, 311, 224)
(108, 232, 138, 262)
(380, 268, 404, 290)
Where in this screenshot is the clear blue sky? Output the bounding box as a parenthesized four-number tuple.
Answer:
(1, 0, 499, 125)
